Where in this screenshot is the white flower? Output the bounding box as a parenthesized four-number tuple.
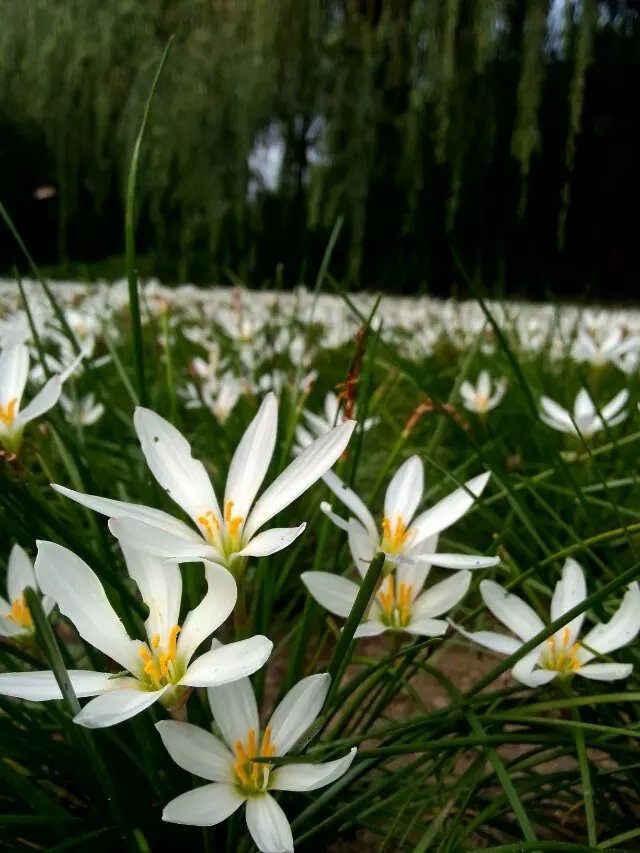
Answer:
(0, 542, 272, 728)
(0, 342, 81, 452)
(453, 559, 640, 687)
(460, 371, 507, 414)
(302, 560, 477, 638)
(158, 670, 356, 853)
(539, 388, 629, 439)
(60, 392, 105, 427)
(572, 320, 640, 369)
(294, 391, 377, 453)
(0, 545, 53, 639)
(321, 455, 494, 571)
(52, 393, 355, 572)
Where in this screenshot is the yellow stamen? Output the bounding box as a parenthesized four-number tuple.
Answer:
(234, 740, 248, 764)
(0, 397, 17, 426)
(247, 728, 256, 758)
(381, 515, 412, 553)
(261, 725, 275, 758)
(251, 762, 260, 786)
(234, 761, 249, 786)
(138, 624, 181, 686)
(151, 634, 160, 649)
(197, 510, 220, 543)
(5, 596, 33, 629)
(224, 499, 244, 539)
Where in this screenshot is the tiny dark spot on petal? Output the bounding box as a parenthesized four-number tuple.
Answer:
(153, 436, 159, 443)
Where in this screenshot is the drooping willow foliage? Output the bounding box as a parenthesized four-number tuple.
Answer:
(0, 0, 638, 293)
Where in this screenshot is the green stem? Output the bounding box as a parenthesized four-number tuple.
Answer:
(125, 37, 174, 406)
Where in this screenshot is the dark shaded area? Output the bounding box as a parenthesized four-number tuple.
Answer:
(0, 0, 639, 300)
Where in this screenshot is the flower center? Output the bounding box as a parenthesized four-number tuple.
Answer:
(196, 500, 245, 556)
(381, 516, 412, 554)
(377, 575, 413, 628)
(0, 398, 17, 426)
(233, 726, 275, 794)
(540, 626, 581, 673)
(475, 393, 489, 412)
(4, 595, 32, 630)
(138, 625, 182, 689)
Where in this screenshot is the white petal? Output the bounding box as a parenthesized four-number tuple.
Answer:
(353, 620, 387, 638)
(450, 622, 522, 655)
(414, 553, 500, 570)
(347, 519, 377, 578)
(384, 456, 423, 527)
(477, 370, 491, 398)
(109, 516, 217, 561)
(224, 393, 277, 522)
(479, 579, 546, 643)
(268, 673, 330, 756)
(405, 617, 448, 637)
(178, 562, 237, 664)
(410, 472, 491, 547)
(121, 547, 182, 646)
(74, 684, 166, 728)
(34, 541, 141, 674)
(395, 559, 430, 599)
(512, 648, 557, 688)
(244, 421, 356, 539)
(0, 670, 120, 701)
(550, 558, 587, 644)
(271, 748, 356, 792)
(0, 343, 29, 409)
(246, 793, 294, 853)
(301, 572, 359, 619)
(412, 571, 471, 619)
(237, 525, 306, 558)
(182, 636, 272, 688)
(134, 407, 221, 524)
(319, 501, 351, 533)
(207, 673, 260, 749)
(163, 783, 245, 826)
(155, 720, 234, 782)
(577, 662, 633, 682)
(321, 470, 377, 539)
(581, 582, 640, 657)
(13, 376, 63, 430)
(7, 544, 37, 603)
(51, 484, 201, 537)
(540, 396, 573, 430)
(600, 388, 629, 421)
(574, 388, 594, 421)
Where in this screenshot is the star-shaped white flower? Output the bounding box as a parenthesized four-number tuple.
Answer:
(460, 370, 507, 414)
(158, 670, 355, 853)
(453, 558, 640, 687)
(53, 393, 355, 571)
(539, 389, 629, 439)
(0, 542, 272, 727)
(0, 341, 82, 453)
(0, 545, 54, 639)
(303, 559, 478, 638)
(321, 455, 494, 571)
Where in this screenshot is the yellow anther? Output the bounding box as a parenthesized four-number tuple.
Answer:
(167, 625, 181, 658)
(234, 740, 248, 763)
(6, 596, 32, 629)
(197, 510, 221, 543)
(562, 626, 570, 646)
(144, 659, 161, 683)
(247, 728, 256, 758)
(251, 762, 260, 786)
(151, 634, 160, 649)
(0, 398, 17, 426)
(261, 725, 274, 758)
(224, 500, 244, 539)
(139, 647, 152, 662)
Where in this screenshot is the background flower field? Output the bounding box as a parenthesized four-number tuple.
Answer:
(1, 275, 639, 852)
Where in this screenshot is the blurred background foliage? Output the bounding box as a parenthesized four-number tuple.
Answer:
(1, 0, 639, 299)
